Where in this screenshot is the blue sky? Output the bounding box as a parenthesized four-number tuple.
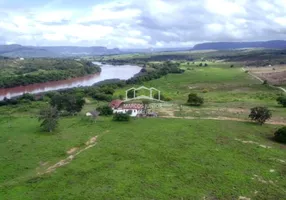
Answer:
(0, 0, 285, 48)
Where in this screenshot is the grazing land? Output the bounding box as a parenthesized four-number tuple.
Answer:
(0, 117, 285, 200)
(1, 50, 286, 199)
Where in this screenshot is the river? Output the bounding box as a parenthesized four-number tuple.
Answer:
(0, 62, 141, 100)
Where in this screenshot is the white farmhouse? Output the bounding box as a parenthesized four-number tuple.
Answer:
(109, 100, 144, 117)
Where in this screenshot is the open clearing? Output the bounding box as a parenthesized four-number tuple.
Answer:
(0, 117, 286, 199)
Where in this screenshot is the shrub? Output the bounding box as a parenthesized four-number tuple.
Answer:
(119, 95, 124, 100)
(230, 65, 234, 68)
(0, 97, 19, 106)
(187, 93, 204, 106)
(113, 113, 130, 122)
(153, 92, 170, 101)
(277, 96, 286, 107)
(164, 97, 172, 101)
(274, 127, 286, 143)
(249, 107, 272, 125)
(202, 89, 209, 93)
(262, 80, 268, 85)
(19, 93, 35, 101)
(97, 105, 113, 116)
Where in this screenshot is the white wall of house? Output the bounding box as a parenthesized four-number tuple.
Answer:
(113, 109, 143, 117)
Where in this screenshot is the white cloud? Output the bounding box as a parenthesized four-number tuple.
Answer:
(35, 11, 73, 23)
(274, 17, 286, 26)
(124, 37, 148, 45)
(205, 0, 247, 16)
(0, 0, 286, 47)
(78, 1, 141, 23)
(43, 33, 67, 41)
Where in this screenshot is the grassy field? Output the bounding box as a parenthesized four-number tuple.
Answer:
(0, 117, 285, 200)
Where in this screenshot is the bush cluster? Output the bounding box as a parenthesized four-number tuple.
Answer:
(97, 105, 113, 116)
(187, 93, 204, 106)
(113, 113, 130, 121)
(277, 96, 286, 107)
(274, 127, 286, 143)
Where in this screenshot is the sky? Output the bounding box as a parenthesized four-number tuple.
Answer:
(0, 0, 285, 48)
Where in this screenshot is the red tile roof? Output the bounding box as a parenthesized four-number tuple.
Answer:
(109, 100, 123, 109)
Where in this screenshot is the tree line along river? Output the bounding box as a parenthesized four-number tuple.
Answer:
(0, 62, 141, 100)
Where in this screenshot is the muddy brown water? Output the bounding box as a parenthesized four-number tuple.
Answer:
(0, 62, 141, 100)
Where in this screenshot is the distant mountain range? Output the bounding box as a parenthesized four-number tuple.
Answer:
(1, 40, 286, 58)
(0, 45, 120, 58)
(192, 40, 286, 50)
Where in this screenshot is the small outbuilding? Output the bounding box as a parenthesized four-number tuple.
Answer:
(86, 110, 100, 118)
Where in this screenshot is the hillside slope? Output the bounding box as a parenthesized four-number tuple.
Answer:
(0, 45, 121, 58)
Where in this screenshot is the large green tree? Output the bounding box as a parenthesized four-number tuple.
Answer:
(38, 107, 59, 132)
(65, 95, 85, 115)
(50, 94, 85, 115)
(249, 107, 272, 125)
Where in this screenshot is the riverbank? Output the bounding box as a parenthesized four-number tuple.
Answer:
(0, 63, 141, 100)
(0, 59, 101, 89)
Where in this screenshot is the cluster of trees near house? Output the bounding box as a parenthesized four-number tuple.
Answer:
(0, 59, 101, 88)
